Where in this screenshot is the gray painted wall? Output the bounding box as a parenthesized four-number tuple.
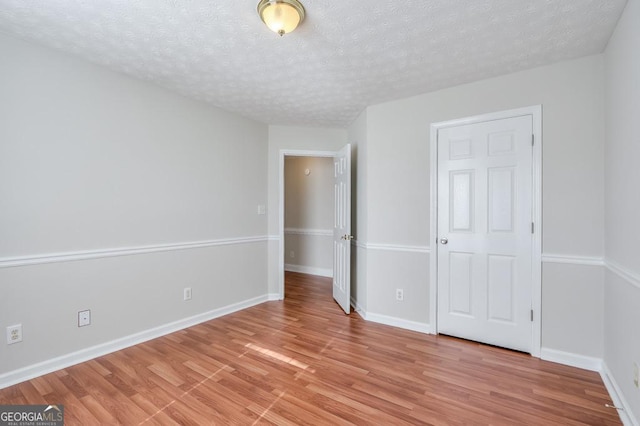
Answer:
(350, 54, 606, 349)
(0, 33, 269, 376)
(604, 0, 640, 421)
(284, 156, 334, 275)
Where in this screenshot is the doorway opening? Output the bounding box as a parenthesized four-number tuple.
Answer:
(283, 156, 335, 280)
(278, 150, 337, 301)
(278, 146, 352, 313)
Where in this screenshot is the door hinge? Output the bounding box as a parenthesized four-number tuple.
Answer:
(531, 222, 534, 234)
(531, 134, 534, 146)
(531, 310, 534, 321)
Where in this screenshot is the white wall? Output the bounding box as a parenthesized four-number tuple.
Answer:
(604, 0, 640, 422)
(284, 156, 334, 276)
(0, 34, 269, 383)
(356, 55, 606, 354)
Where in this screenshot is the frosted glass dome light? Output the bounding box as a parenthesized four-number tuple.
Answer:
(257, 0, 306, 36)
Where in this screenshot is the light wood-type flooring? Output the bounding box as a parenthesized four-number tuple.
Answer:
(0, 272, 622, 425)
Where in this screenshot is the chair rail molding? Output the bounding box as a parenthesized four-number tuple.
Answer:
(284, 228, 332, 237)
(350, 240, 429, 254)
(606, 259, 640, 290)
(541, 253, 605, 266)
(0, 236, 270, 269)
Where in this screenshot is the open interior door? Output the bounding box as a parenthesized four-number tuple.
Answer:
(333, 144, 352, 314)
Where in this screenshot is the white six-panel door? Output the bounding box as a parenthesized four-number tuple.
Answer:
(437, 115, 533, 353)
(333, 144, 351, 314)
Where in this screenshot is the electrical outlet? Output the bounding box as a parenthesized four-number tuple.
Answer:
(184, 287, 192, 301)
(396, 289, 404, 301)
(6, 324, 22, 345)
(257, 205, 266, 215)
(78, 310, 91, 327)
(634, 362, 639, 389)
(290, 250, 295, 259)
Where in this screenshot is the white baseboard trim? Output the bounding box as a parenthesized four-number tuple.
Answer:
(284, 264, 332, 278)
(350, 297, 365, 318)
(361, 311, 431, 334)
(601, 363, 639, 426)
(540, 347, 602, 371)
(267, 293, 281, 301)
(0, 294, 271, 390)
(500, 348, 637, 424)
(349, 296, 430, 333)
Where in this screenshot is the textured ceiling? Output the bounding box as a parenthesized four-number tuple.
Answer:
(0, 0, 628, 128)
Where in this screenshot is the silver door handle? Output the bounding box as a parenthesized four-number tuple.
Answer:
(341, 234, 354, 240)
(440, 238, 448, 244)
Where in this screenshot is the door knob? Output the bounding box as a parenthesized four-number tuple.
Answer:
(440, 238, 448, 244)
(341, 234, 354, 240)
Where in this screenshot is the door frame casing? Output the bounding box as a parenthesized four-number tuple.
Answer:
(278, 149, 339, 300)
(429, 105, 542, 357)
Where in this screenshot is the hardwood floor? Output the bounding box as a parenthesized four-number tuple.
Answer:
(0, 272, 621, 425)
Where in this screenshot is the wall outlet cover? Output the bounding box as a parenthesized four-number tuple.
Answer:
(6, 324, 23, 344)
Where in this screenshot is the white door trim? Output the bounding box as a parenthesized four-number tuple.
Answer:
(278, 149, 339, 300)
(429, 105, 542, 357)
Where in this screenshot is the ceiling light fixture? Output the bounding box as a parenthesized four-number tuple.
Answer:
(257, 0, 305, 37)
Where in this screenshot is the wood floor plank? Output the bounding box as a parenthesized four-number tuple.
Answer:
(0, 272, 622, 425)
(79, 394, 119, 424)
